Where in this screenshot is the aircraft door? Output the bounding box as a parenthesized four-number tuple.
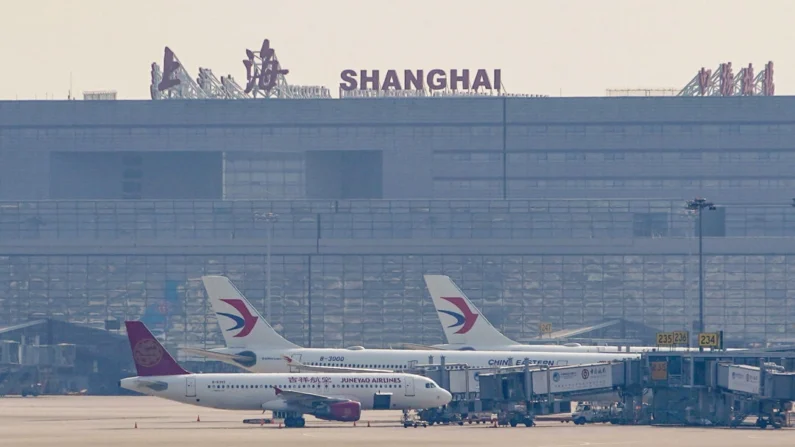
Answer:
(186, 377, 196, 397)
(404, 376, 415, 397)
(289, 355, 302, 373)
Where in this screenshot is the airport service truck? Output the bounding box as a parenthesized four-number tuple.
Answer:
(571, 402, 615, 425)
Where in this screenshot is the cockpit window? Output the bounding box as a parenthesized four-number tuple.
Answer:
(424, 383, 437, 388)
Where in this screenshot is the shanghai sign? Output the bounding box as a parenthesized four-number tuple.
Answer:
(339, 69, 502, 92)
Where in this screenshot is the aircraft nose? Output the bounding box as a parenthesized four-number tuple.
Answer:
(439, 389, 452, 405)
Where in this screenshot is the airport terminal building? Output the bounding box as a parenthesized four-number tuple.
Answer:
(1, 96, 795, 352)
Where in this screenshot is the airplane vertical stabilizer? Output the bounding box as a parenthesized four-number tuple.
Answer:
(201, 275, 300, 350)
(125, 320, 189, 377)
(424, 274, 518, 348)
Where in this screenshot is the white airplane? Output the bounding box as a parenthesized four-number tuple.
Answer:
(120, 321, 452, 428)
(182, 275, 641, 375)
(423, 274, 735, 353)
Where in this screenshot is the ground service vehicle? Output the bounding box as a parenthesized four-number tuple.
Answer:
(572, 402, 613, 425)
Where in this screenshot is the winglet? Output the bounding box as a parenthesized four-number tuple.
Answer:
(274, 386, 283, 395)
(125, 321, 189, 377)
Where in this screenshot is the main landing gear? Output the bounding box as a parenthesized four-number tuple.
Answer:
(284, 416, 306, 428)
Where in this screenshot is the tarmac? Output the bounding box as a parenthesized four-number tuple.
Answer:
(1, 395, 793, 447)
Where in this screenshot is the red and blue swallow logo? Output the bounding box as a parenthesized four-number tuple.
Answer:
(438, 297, 479, 334)
(218, 299, 258, 338)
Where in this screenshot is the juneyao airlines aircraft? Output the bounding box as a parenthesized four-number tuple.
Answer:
(423, 274, 742, 353)
(182, 275, 641, 374)
(120, 321, 452, 428)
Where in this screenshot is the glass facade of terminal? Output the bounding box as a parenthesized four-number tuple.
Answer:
(2, 199, 795, 240)
(1, 251, 793, 353)
(1, 97, 795, 354)
(1, 198, 794, 352)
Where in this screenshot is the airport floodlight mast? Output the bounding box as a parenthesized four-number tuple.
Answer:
(685, 198, 717, 336)
(150, 39, 332, 100)
(677, 61, 774, 96)
(255, 212, 279, 323)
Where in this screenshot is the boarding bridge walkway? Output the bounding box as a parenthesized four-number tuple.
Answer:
(476, 360, 642, 404)
(716, 362, 795, 400)
(412, 349, 795, 427)
(410, 359, 642, 426)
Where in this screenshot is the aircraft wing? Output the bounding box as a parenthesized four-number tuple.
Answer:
(181, 347, 254, 364)
(274, 387, 348, 407)
(282, 355, 394, 373)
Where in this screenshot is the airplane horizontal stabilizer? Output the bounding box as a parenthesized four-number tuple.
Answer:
(181, 347, 255, 364)
(390, 343, 444, 351)
(135, 379, 169, 391)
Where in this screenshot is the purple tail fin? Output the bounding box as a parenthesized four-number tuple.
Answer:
(125, 321, 189, 377)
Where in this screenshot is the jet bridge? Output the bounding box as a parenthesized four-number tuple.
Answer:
(410, 348, 795, 428)
(478, 360, 641, 402)
(646, 349, 795, 428)
(475, 360, 644, 426)
(716, 362, 795, 400)
(408, 358, 642, 426)
(709, 362, 795, 428)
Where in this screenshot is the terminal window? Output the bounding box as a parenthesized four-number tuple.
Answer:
(305, 150, 383, 199)
(696, 207, 726, 237)
(49, 151, 222, 200)
(633, 212, 669, 238)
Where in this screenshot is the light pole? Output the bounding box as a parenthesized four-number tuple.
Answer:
(255, 211, 279, 323)
(685, 198, 716, 335)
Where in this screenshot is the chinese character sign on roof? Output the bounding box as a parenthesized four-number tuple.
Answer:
(243, 39, 289, 96)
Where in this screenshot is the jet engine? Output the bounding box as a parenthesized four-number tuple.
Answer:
(232, 350, 257, 368)
(313, 401, 361, 422)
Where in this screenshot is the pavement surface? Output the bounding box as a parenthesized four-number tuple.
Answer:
(0, 396, 793, 447)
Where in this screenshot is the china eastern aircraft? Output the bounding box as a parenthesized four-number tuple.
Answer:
(181, 276, 640, 374)
(120, 321, 451, 428)
(423, 274, 741, 353)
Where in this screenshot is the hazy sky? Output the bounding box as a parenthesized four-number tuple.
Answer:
(2, 0, 794, 99)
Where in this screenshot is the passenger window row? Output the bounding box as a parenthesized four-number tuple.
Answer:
(207, 383, 402, 389)
(305, 362, 470, 370)
(307, 362, 407, 369)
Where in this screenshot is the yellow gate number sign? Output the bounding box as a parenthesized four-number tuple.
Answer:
(656, 332, 674, 346)
(698, 332, 721, 348)
(673, 331, 689, 345)
(539, 322, 552, 334)
(650, 361, 668, 381)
